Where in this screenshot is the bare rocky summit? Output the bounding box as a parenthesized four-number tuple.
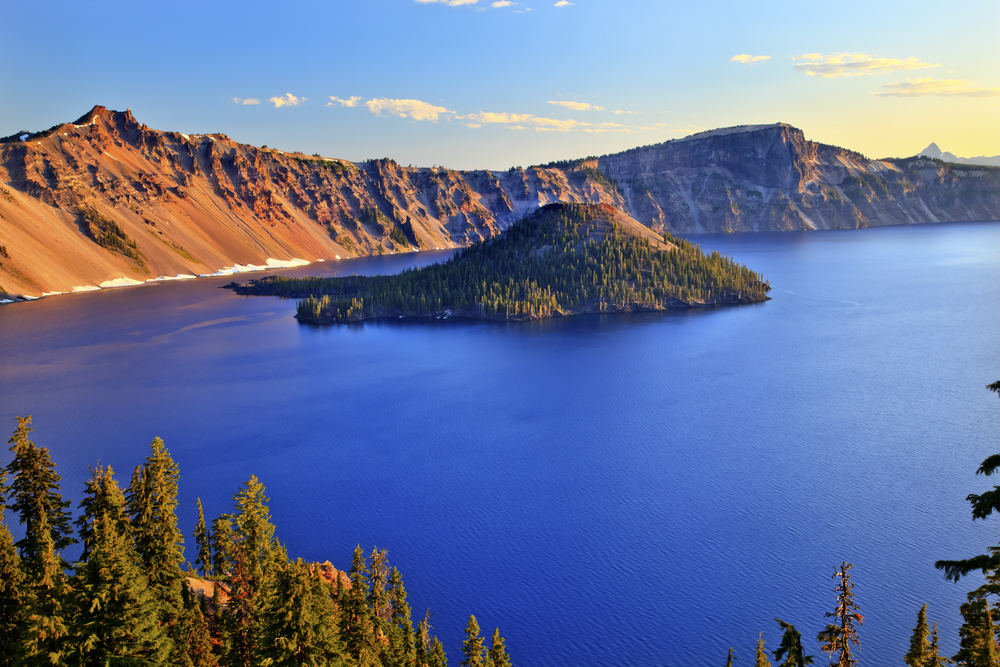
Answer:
(0, 108, 997, 298)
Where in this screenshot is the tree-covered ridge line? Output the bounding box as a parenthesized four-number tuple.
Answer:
(0, 416, 510, 667)
(233, 203, 770, 324)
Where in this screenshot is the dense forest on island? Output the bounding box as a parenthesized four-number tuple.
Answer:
(233, 203, 770, 324)
(1, 380, 998, 665)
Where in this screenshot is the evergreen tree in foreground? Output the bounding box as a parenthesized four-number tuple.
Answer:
(906, 604, 932, 667)
(929, 622, 954, 667)
(65, 514, 170, 667)
(488, 627, 511, 667)
(0, 477, 27, 667)
(774, 619, 814, 667)
(461, 615, 485, 667)
(195, 498, 213, 578)
(726, 647, 737, 667)
(75, 464, 130, 562)
(6, 415, 75, 666)
(954, 590, 1000, 667)
(817, 562, 862, 667)
(756, 633, 773, 667)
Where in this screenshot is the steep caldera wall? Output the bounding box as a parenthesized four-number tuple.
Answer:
(598, 124, 1000, 233)
(1, 109, 997, 298)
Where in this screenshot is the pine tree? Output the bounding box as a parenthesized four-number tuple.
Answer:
(486, 627, 510, 667)
(955, 590, 1000, 667)
(0, 517, 26, 667)
(773, 619, 814, 667)
(6, 415, 76, 576)
(65, 514, 170, 667)
(387, 566, 416, 667)
(6, 416, 75, 666)
(127, 436, 186, 628)
(430, 637, 448, 667)
(224, 545, 257, 667)
(461, 615, 486, 667)
(75, 464, 130, 562)
(726, 647, 737, 667)
(817, 562, 862, 667)
(756, 633, 773, 667)
(906, 604, 931, 667)
(232, 475, 276, 585)
(416, 612, 433, 667)
(173, 583, 218, 667)
(339, 545, 380, 666)
(212, 514, 235, 577)
(194, 498, 213, 578)
(928, 622, 954, 667)
(258, 559, 347, 666)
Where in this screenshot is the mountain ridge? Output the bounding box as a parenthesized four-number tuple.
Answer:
(1, 106, 997, 299)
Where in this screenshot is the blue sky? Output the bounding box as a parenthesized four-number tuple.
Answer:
(2, 0, 997, 169)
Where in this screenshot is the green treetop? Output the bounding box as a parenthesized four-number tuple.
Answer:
(194, 498, 213, 578)
(816, 562, 862, 667)
(75, 464, 130, 562)
(773, 619, 814, 667)
(461, 615, 485, 667)
(488, 628, 511, 667)
(756, 633, 773, 667)
(906, 604, 932, 667)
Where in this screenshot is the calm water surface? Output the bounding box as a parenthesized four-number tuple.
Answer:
(2, 222, 999, 666)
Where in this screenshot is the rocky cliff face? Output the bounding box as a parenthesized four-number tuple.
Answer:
(0, 109, 997, 298)
(599, 124, 1000, 233)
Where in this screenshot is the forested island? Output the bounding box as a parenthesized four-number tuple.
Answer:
(234, 203, 771, 324)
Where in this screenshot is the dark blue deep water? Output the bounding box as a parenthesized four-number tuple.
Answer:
(2, 222, 999, 666)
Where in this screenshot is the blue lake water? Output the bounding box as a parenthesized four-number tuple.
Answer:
(2, 221, 999, 666)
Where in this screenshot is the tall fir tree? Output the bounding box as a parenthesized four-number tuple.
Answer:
(387, 566, 416, 667)
(339, 545, 380, 667)
(127, 437, 186, 627)
(817, 563, 862, 667)
(773, 619, 814, 667)
(756, 633, 773, 667)
(955, 590, 1000, 667)
(75, 464, 130, 562)
(367, 546, 391, 663)
(0, 511, 26, 667)
(488, 628, 511, 667)
(928, 622, 954, 667)
(461, 615, 485, 667)
(416, 612, 433, 667)
(258, 559, 347, 666)
(6, 416, 75, 666)
(65, 514, 170, 667)
(430, 637, 448, 667)
(906, 604, 932, 667)
(6, 415, 76, 575)
(212, 514, 235, 577)
(726, 647, 737, 667)
(194, 498, 213, 578)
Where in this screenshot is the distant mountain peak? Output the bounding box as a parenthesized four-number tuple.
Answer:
(919, 142, 943, 158)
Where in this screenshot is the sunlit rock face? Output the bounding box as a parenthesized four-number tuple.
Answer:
(0, 108, 997, 297)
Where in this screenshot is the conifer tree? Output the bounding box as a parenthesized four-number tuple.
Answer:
(195, 498, 213, 578)
(387, 566, 416, 667)
(906, 604, 931, 667)
(726, 647, 737, 667)
(173, 583, 218, 667)
(224, 545, 257, 667)
(955, 590, 1000, 667)
(232, 475, 276, 584)
(461, 615, 486, 667)
(6, 416, 75, 666)
(817, 562, 862, 667)
(6, 415, 76, 575)
(488, 628, 511, 667)
(75, 464, 130, 562)
(212, 514, 235, 577)
(928, 622, 954, 667)
(430, 637, 448, 667)
(65, 514, 170, 667)
(416, 612, 433, 667)
(0, 513, 26, 667)
(756, 633, 773, 667)
(127, 436, 186, 630)
(773, 619, 814, 667)
(258, 559, 347, 666)
(339, 545, 380, 666)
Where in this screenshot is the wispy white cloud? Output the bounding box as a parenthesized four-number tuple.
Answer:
(548, 100, 604, 111)
(269, 93, 304, 108)
(792, 52, 937, 78)
(328, 96, 361, 107)
(873, 78, 1000, 98)
(730, 54, 770, 65)
(232, 97, 261, 105)
(364, 98, 454, 121)
(463, 111, 632, 133)
(612, 109, 638, 115)
(491, 0, 513, 6)
(414, 0, 481, 5)
(553, 0, 572, 5)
